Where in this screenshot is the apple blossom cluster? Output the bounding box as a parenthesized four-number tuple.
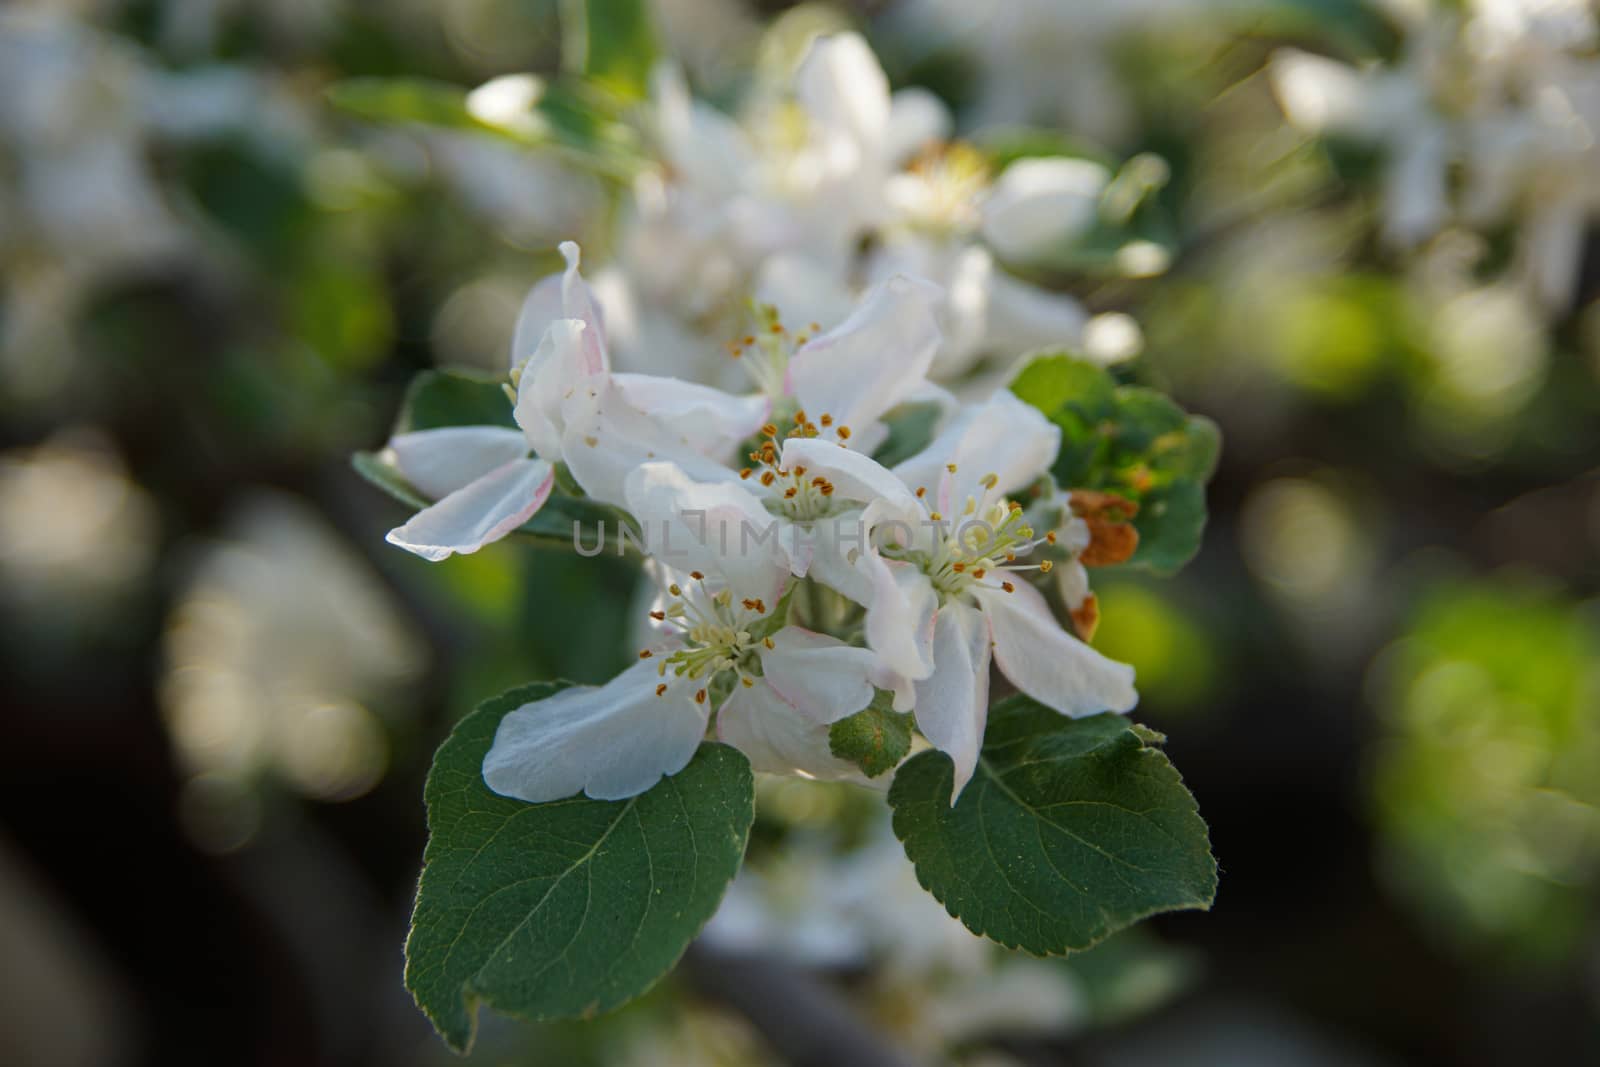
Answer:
(381, 238, 1137, 802)
(500, 31, 1140, 393)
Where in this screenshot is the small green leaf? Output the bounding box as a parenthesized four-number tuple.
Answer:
(829, 693, 914, 778)
(888, 696, 1216, 956)
(397, 369, 517, 433)
(1010, 352, 1219, 575)
(406, 682, 754, 1051)
(561, 0, 658, 100)
(871, 401, 947, 468)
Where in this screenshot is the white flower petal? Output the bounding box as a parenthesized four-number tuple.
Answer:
(779, 437, 920, 513)
(981, 157, 1109, 263)
(623, 461, 789, 603)
(716, 678, 865, 782)
(612, 373, 769, 455)
(796, 32, 891, 151)
(754, 253, 855, 336)
(893, 390, 1060, 514)
(385, 456, 553, 561)
(652, 62, 753, 194)
(974, 581, 1137, 718)
(786, 274, 944, 436)
(886, 88, 952, 165)
(560, 379, 737, 508)
(388, 426, 529, 499)
(510, 241, 607, 372)
(913, 600, 992, 801)
(514, 317, 592, 458)
(483, 660, 710, 802)
(983, 269, 1087, 355)
(759, 627, 878, 724)
(864, 555, 939, 682)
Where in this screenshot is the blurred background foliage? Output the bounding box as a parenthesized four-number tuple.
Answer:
(1, 0, 1598, 1065)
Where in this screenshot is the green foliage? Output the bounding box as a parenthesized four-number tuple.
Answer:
(1373, 577, 1600, 962)
(561, 0, 659, 101)
(327, 77, 489, 132)
(406, 683, 755, 1051)
(397, 369, 518, 433)
(828, 693, 914, 778)
(1011, 352, 1220, 574)
(888, 696, 1216, 955)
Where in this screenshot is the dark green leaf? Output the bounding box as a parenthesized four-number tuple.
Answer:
(888, 696, 1217, 956)
(1010, 352, 1219, 575)
(397, 369, 517, 433)
(406, 682, 754, 1051)
(828, 693, 914, 778)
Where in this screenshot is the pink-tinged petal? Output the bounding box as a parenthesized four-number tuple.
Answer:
(509, 241, 607, 372)
(796, 32, 890, 151)
(716, 679, 865, 782)
(559, 378, 737, 508)
(483, 660, 710, 802)
(973, 581, 1137, 717)
(759, 627, 878, 725)
(981, 157, 1109, 264)
(623, 461, 789, 604)
(893, 391, 1059, 512)
(612, 373, 769, 455)
(864, 555, 938, 682)
(787, 274, 943, 435)
(385, 456, 553, 562)
(388, 427, 529, 499)
(913, 600, 992, 801)
(779, 437, 920, 513)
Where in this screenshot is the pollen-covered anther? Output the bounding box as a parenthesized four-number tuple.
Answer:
(760, 471, 777, 486)
(695, 689, 708, 704)
(763, 636, 775, 649)
(784, 487, 798, 498)
(980, 472, 999, 489)
(649, 610, 665, 621)
(946, 463, 958, 474)
(739, 468, 753, 479)
(639, 649, 653, 659)
(655, 683, 668, 697)
(836, 425, 851, 440)
(741, 676, 755, 688)
(819, 413, 833, 427)
(669, 583, 682, 596)
(690, 570, 705, 580)
(761, 423, 779, 438)
(1002, 581, 1015, 592)
(1039, 559, 1054, 574)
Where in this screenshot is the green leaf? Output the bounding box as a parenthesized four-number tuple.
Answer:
(561, 0, 658, 100)
(1010, 352, 1219, 575)
(327, 77, 483, 130)
(397, 369, 517, 433)
(406, 682, 755, 1051)
(888, 696, 1217, 956)
(828, 693, 914, 778)
(871, 400, 947, 468)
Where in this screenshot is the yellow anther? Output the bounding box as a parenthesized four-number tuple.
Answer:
(1040, 559, 1054, 573)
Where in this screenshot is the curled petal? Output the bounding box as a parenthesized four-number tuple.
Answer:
(786, 274, 944, 439)
(389, 426, 529, 499)
(913, 600, 992, 801)
(974, 581, 1137, 718)
(515, 318, 594, 458)
(510, 241, 607, 373)
(483, 660, 710, 802)
(386, 456, 553, 561)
